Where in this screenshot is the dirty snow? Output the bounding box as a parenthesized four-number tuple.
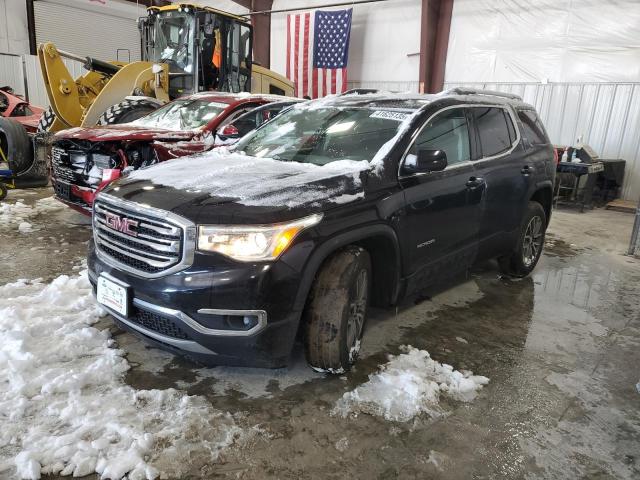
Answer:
(17, 222, 32, 233)
(0, 271, 247, 479)
(333, 346, 489, 422)
(128, 151, 369, 208)
(0, 197, 63, 231)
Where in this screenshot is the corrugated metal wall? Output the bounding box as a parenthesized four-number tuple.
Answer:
(0, 54, 24, 93)
(0, 52, 83, 108)
(445, 82, 640, 202)
(34, 1, 141, 62)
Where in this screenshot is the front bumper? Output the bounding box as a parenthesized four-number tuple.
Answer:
(88, 240, 305, 368)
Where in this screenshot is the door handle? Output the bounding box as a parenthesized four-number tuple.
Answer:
(466, 176, 485, 189)
(521, 165, 532, 175)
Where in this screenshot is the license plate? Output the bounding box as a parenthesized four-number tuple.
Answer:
(96, 275, 129, 317)
(54, 179, 71, 201)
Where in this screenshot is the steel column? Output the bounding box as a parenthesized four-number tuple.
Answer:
(419, 0, 453, 94)
(233, 0, 273, 68)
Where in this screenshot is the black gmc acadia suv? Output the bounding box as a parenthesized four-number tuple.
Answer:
(88, 89, 555, 372)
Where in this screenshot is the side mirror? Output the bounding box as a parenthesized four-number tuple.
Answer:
(402, 149, 448, 175)
(218, 124, 240, 139)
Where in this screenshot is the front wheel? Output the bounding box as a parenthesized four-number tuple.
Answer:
(499, 201, 547, 277)
(0, 183, 7, 201)
(304, 246, 371, 373)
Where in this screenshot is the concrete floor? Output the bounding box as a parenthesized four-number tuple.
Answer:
(2, 188, 639, 479)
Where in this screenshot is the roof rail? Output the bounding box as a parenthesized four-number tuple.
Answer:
(340, 88, 380, 96)
(446, 87, 522, 101)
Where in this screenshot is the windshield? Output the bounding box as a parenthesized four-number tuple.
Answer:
(130, 99, 227, 131)
(151, 11, 195, 75)
(234, 107, 411, 165)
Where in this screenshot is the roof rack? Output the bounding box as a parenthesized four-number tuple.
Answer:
(445, 87, 522, 101)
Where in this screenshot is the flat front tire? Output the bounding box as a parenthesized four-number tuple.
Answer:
(499, 201, 547, 277)
(304, 246, 371, 373)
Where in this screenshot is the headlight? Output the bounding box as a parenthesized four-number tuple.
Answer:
(197, 213, 323, 261)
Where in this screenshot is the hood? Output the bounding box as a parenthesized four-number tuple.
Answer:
(56, 125, 198, 143)
(102, 149, 370, 224)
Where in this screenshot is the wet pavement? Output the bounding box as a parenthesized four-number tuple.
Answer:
(2, 188, 639, 479)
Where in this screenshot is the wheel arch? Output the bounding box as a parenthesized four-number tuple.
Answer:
(293, 224, 403, 315)
(531, 182, 553, 225)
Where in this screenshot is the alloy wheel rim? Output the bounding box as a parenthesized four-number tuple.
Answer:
(522, 215, 543, 267)
(346, 269, 368, 351)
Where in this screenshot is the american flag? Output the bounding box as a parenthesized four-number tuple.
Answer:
(286, 9, 353, 98)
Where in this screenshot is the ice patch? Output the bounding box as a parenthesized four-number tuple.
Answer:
(333, 346, 489, 422)
(334, 437, 349, 452)
(0, 197, 63, 231)
(427, 450, 447, 471)
(17, 222, 32, 233)
(0, 271, 247, 479)
(636, 381, 640, 394)
(455, 336, 468, 344)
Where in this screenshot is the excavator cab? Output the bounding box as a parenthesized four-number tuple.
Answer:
(140, 5, 253, 98)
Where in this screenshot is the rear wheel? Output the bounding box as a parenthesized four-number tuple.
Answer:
(97, 99, 159, 125)
(304, 246, 371, 373)
(37, 107, 56, 133)
(499, 201, 546, 277)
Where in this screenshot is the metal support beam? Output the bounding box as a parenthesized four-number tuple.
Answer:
(232, 0, 273, 68)
(26, 0, 37, 56)
(419, 0, 453, 94)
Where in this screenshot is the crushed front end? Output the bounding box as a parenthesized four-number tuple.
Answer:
(50, 139, 158, 214)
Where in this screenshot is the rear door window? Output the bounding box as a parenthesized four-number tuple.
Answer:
(473, 107, 515, 157)
(517, 110, 549, 145)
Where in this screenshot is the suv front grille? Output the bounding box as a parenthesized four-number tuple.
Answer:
(51, 147, 77, 182)
(93, 199, 184, 275)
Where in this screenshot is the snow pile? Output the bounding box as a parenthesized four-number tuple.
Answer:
(0, 271, 245, 479)
(0, 197, 63, 231)
(333, 346, 489, 422)
(128, 151, 369, 208)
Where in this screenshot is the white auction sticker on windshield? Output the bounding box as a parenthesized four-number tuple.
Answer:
(369, 110, 410, 121)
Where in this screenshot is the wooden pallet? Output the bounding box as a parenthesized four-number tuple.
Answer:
(605, 199, 637, 213)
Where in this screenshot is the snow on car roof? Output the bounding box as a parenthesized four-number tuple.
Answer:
(302, 92, 438, 111)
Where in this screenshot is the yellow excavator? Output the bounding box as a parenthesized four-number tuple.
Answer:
(37, 2, 294, 133)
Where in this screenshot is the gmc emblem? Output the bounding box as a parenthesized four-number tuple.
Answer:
(104, 212, 139, 237)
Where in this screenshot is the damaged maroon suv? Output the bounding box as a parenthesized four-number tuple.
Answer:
(50, 93, 299, 214)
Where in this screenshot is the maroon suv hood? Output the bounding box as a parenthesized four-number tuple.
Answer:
(56, 125, 198, 142)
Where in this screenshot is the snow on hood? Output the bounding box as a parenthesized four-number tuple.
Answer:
(56, 125, 197, 142)
(127, 149, 371, 208)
